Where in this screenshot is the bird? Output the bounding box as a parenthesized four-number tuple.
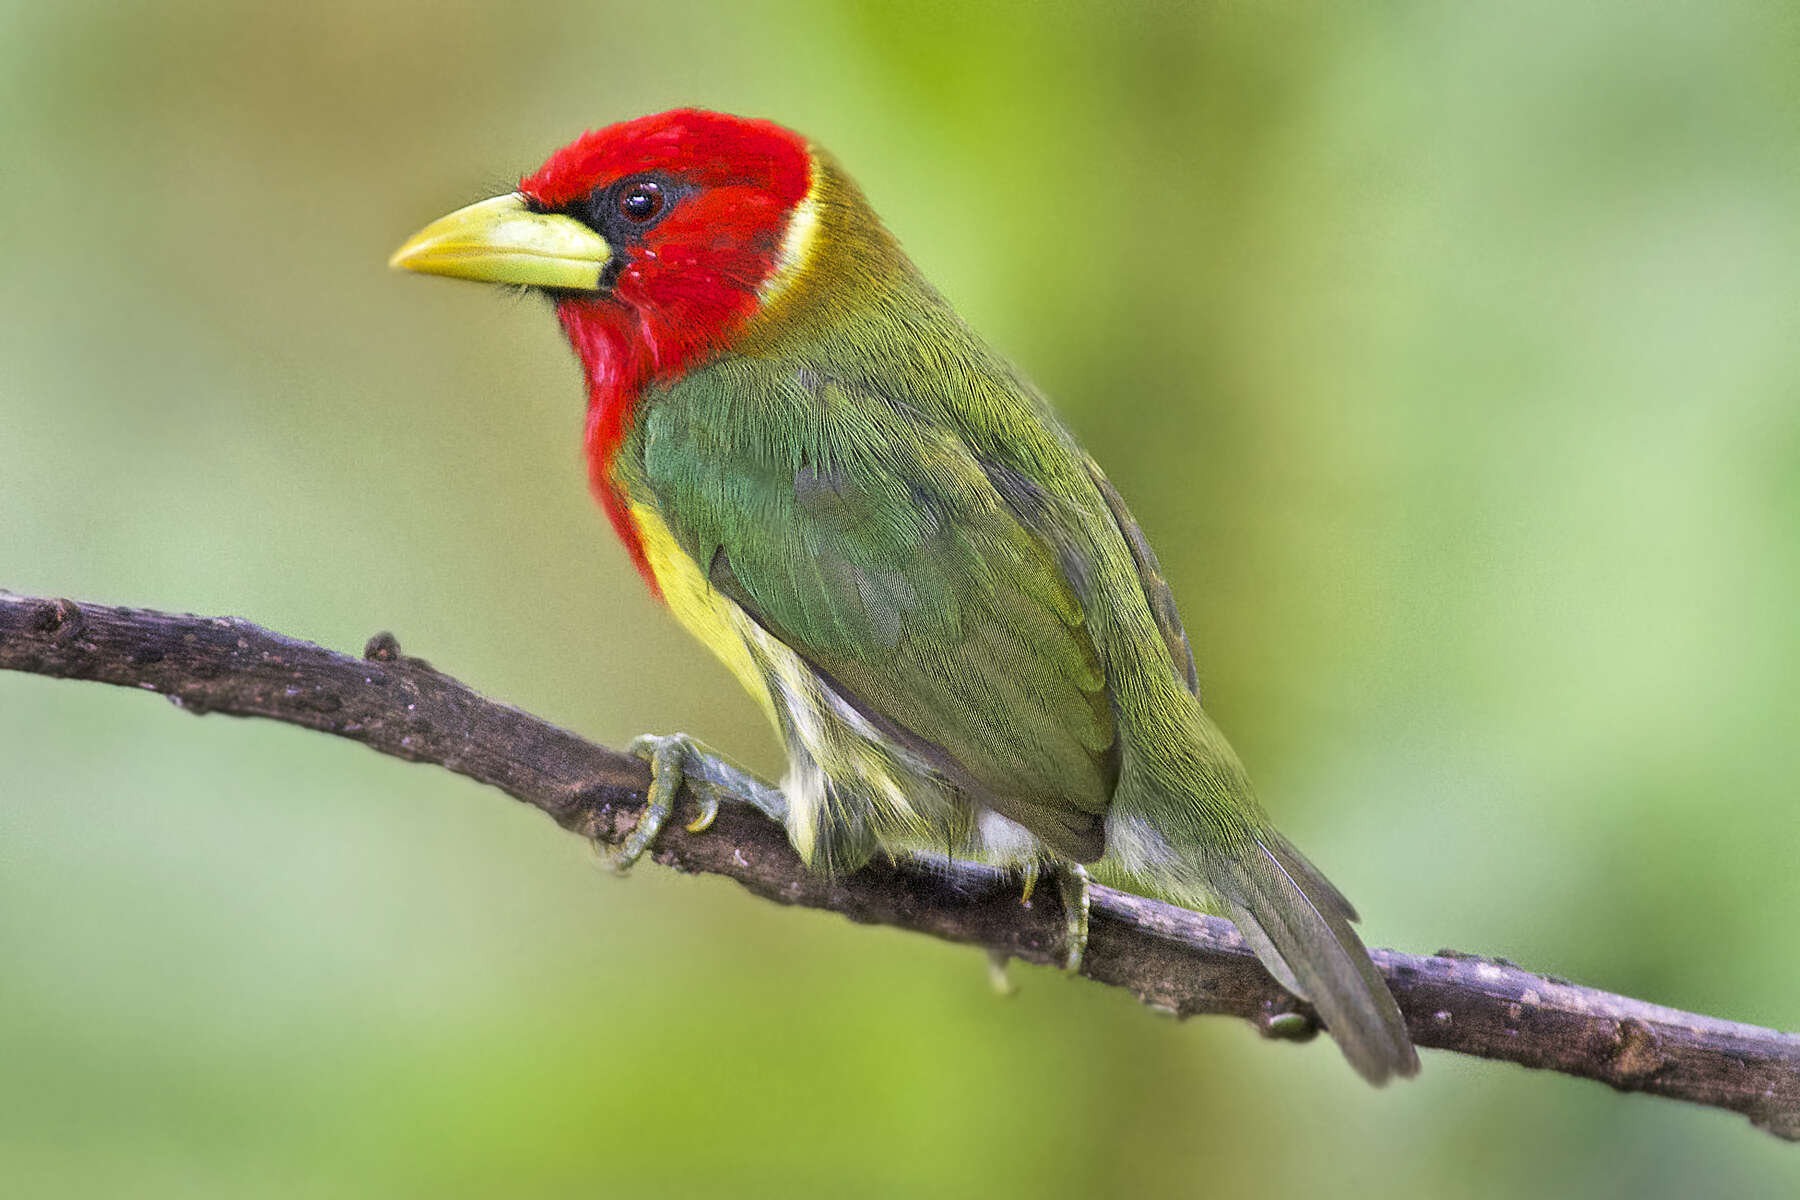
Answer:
(390, 108, 1418, 1083)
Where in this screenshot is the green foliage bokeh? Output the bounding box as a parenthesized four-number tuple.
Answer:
(2, 2, 1796, 1194)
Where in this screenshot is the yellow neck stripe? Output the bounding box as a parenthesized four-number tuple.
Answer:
(756, 149, 824, 312)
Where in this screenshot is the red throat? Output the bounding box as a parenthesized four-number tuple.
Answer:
(518, 111, 813, 595)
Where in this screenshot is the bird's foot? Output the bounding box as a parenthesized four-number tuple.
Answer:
(1055, 863, 1091, 974)
(1014, 861, 1089, 972)
(601, 733, 721, 873)
(601, 733, 790, 873)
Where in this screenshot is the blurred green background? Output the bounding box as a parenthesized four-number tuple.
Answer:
(3, 0, 1797, 1194)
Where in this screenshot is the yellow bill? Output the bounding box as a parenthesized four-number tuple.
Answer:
(389, 193, 610, 291)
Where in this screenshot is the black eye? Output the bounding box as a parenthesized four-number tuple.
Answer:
(618, 180, 665, 224)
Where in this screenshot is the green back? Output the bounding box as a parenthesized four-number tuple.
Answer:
(616, 153, 1253, 859)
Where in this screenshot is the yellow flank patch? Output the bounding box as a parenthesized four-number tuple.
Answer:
(629, 504, 780, 731)
(629, 502, 932, 869)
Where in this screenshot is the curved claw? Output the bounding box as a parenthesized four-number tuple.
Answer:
(683, 786, 721, 834)
(605, 733, 705, 873)
(600, 733, 783, 872)
(1018, 861, 1041, 904)
(986, 949, 1018, 997)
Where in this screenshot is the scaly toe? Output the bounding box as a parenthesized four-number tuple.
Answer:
(603, 733, 699, 873)
(1055, 863, 1091, 974)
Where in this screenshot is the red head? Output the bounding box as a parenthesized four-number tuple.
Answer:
(540, 111, 818, 581)
(391, 109, 819, 585)
(520, 109, 813, 387)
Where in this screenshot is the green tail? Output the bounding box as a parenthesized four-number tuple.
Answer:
(1217, 832, 1419, 1084)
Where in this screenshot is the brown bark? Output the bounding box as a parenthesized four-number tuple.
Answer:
(2, 592, 1795, 1140)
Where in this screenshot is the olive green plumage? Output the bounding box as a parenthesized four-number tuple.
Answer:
(614, 157, 1418, 1082)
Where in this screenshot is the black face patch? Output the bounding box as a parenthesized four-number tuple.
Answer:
(522, 175, 689, 294)
(577, 174, 691, 245)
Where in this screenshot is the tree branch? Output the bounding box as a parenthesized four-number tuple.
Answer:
(1, 591, 1795, 1140)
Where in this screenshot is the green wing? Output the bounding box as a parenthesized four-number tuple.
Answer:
(1087, 461, 1199, 697)
(635, 360, 1116, 859)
